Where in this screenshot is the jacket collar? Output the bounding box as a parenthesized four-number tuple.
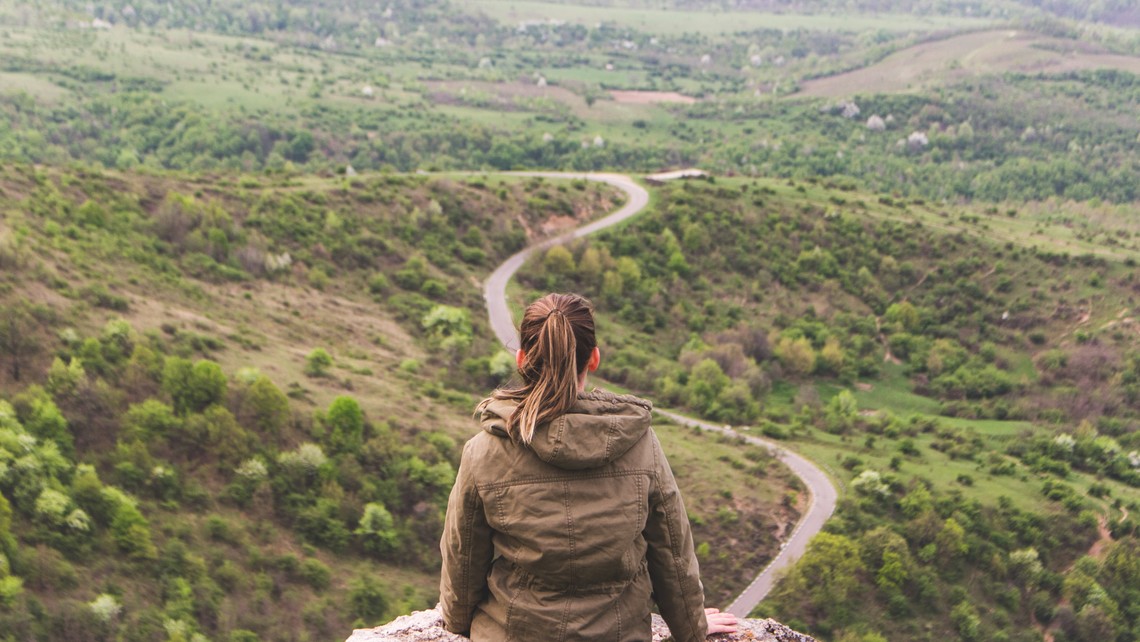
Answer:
(479, 390, 653, 470)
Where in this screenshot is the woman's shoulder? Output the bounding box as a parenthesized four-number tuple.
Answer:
(577, 389, 654, 412)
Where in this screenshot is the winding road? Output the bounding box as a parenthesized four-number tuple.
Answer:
(480, 172, 838, 618)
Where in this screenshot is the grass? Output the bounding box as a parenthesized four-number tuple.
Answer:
(0, 71, 71, 101)
(468, 0, 994, 35)
(798, 30, 1140, 97)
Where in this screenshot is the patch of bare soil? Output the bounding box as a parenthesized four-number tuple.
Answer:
(799, 30, 1140, 98)
(609, 90, 697, 104)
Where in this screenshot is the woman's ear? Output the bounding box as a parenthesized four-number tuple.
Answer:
(587, 346, 601, 372)
(516, 348, 526, 369)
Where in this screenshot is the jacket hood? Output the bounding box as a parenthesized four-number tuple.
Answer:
(479, 390, 653, 470)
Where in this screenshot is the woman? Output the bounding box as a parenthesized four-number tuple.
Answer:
(440, 293, 738, 641)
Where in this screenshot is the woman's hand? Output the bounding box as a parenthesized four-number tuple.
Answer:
(705, 607, 738, 637)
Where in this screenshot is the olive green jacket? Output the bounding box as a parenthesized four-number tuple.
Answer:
(439, 390, 708, 642)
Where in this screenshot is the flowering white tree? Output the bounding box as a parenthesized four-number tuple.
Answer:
(906, 131, 929, 151)
(89, 593, 123, 622)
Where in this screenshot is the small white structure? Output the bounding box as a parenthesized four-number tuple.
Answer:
(361, 85, 374, 97)
(542, 132, 554, 143)
(645, 168, 708, 185)
(593, 135, 605, 148)
(536, 76, 547, 87)
(700, 53, 711, 65)
(839, 101, 860, 119)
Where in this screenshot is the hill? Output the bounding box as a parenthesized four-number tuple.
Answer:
(0, 165, 805, 640)
(518, 176, 1140, 641)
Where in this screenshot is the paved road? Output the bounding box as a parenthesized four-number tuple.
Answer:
(479, 172, 838, 618)
(483, 172, 650, 350)
(654, 410, 838, 617)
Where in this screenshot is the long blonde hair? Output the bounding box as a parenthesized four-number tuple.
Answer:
(479, 293, 597, 444)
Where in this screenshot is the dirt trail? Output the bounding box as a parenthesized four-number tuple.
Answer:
(1040, 511, 1116, 642)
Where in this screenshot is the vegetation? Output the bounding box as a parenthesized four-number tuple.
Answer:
(0, 165, 800, 639)
(517, 178, 1139, 640)
(2, 0, 1140, 640)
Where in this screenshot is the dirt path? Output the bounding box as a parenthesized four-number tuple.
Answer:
(1040, 511, 1116, 642)
(478, 172, 839, 617)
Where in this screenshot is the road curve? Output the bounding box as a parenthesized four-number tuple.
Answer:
(479, 172, 838, 618)
(484, 172, 650, 350)
(655, 410, 838, 617)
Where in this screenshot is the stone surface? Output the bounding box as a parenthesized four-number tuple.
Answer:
(346, 608, 816, 642)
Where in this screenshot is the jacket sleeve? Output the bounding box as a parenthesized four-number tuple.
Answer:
(643, 430, 708, 642)
(439, 439, 494, 635)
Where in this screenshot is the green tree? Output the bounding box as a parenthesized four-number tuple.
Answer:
(239, 376, 290, 435)
(348, 574, 389, 624)
(884, 301, 920, 333)
(0, 302, 41, 382)
(543, 245, 576, 282)
(355, 502, 399, 555)
(163, 358, 228, 414)
(326, 396, 365, 454)
(935, 517, 968, 568)
(950, 601, 981, 640)
(824, 389, 858, 434)
(775, 336, 816, 377)
(107, 490, 157, 561)
(122, 399, 181, 441)
(45, 357, 86, 397)
(15, 386, 73, 456)
(421, 305, 473, 358)
(685, 358, 729, 415)
(770, 532, 865, 626)
(1009, 548, 1043, 589)
(818, 336, 845, 375)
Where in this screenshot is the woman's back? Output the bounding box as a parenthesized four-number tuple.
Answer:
(441, 392, 708, 642)
(439, 293, 730, 642)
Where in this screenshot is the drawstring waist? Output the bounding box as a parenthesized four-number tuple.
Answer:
(498, 558, 649, 595)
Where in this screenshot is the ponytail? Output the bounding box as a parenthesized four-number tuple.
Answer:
(478, 293, 597, 444)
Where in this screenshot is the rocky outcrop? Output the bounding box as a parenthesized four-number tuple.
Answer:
(346, 608, 816, 642)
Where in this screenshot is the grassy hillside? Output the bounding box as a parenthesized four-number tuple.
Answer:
(0, 165, 802, 640)
(518, 177, 1140, 641)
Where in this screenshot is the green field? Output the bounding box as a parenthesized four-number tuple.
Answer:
(469, 0, 995, 34)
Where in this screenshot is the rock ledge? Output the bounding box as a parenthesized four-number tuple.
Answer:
(346, 607, 816, 642)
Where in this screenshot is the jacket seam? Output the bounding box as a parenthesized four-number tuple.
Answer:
(551, 415, 565, 460)
(656, 449, 704, 642)
(478, 468, 652, 490)
(456, 484, 478, 631)
(604, 414, 617, 462)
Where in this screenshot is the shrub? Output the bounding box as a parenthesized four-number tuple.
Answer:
(299, 558, 332, 590)
(305, 349, 333, 377)
(348, 575, 389, 624)
(355, 502, 399, 555)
